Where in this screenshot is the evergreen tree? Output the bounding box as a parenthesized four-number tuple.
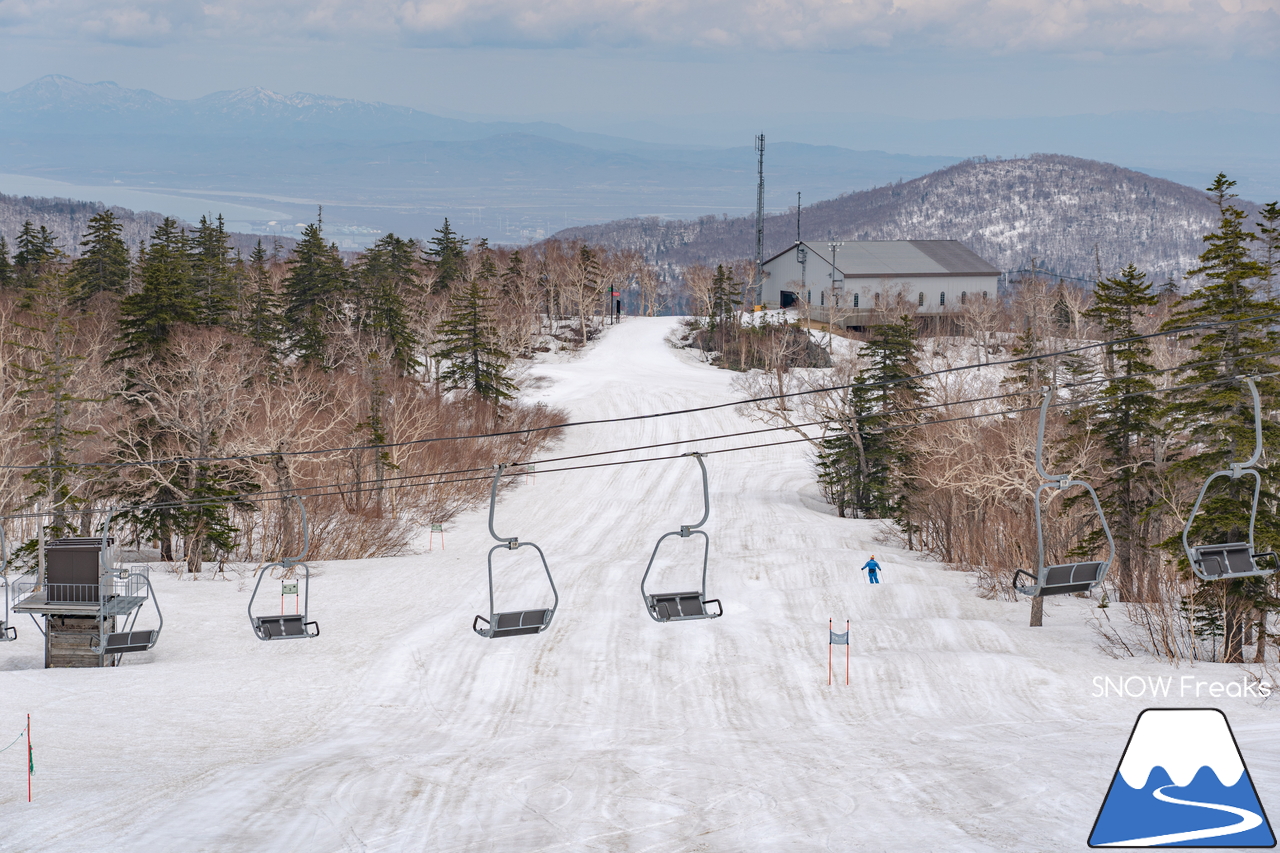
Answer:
(0, 237, 11, 288)
(243, 240, 284, 357)
(67, 210, 130, 303)
(113, 218, 197, 361)
(13, 221, 61, 291)
(816, 315, 922, 532)
(353, 233, 421, 375)
(423, 218, 468, 294)
(190, 214, 237, 326)
(432, 277, 515, 406)
(9, 267, 99, 535)
(1163, 174, 1280, 662)
(1257, 201, 1280, 299)
(501, 250, 525, 300)
(1083, 264, 1162, 600)
(282, 219, 346, 366)
(707, 264, 741, 333)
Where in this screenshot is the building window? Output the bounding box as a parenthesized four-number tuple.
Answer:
(918, 292, 924, 306)
(940, 291, 946, 306)
(960, 291, 967, 305)
(874, 293, 881, 307)
(853, 293, 859, 308)
(807, 290, 811, 303)
(820, 292, 825, 306)
(983, 291, 989, 299)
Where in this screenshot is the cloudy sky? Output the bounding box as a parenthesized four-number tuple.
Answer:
(1, 0, 1277, 141)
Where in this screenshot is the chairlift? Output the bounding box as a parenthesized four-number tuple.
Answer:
(248, 496, 319, 640)
(1013, 387, 1115, 598)
(0, 525, 15, 642)
(473, 465, 558, 638)
(87, 513, 163, 657)
(1181, 377, 1280, 582)
(641, 452, 723, 622)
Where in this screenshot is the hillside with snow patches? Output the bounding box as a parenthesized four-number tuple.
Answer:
(1, 318, 1276, 852)
(555, 154, 1261, 284)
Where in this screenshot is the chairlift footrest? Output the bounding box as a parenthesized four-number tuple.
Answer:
(1014, 562, 1105, 597)
(253, 614, 318, 640)
(647, 592, 721, 621)
(1192, 543, 1277, 580)
(99, 629, 158, 654)
(476, 608, 552, 638)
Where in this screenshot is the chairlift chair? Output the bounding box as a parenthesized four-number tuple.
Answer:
(473, 465, 559, 638)
(1181, 377, 1280, 582)
(1013, 388, 1115, 598)
(248, 497, 319, 640)
(88, 512, 163, 657)
(0, 525, 15, 641)
(641, 453, 722, 622)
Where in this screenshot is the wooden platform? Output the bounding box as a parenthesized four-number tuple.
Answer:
(46, 615, 116, 668)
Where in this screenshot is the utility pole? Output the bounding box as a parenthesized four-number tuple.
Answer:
(754, 134, 766, 308)
(796, 191, 801, 243)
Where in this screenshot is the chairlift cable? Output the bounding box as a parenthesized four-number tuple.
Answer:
(2, 308, 1280, 473)
(0, 370, 1267, 524)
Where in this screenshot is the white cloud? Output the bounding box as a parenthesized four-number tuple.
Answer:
(3, 0, 1276, 54)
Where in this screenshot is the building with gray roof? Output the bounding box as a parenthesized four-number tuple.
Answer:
(760, 240, 1001, 328)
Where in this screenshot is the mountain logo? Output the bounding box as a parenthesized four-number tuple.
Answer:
(1089, 708, 1275, 848)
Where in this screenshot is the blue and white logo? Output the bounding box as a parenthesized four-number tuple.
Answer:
(1089, 708, 1275, 847)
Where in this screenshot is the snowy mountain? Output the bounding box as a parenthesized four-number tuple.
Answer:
(554, 154, 1264, 284)
(0, 75, 958, 242)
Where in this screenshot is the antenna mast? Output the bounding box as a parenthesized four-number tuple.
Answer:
(755, 134, 765, 307)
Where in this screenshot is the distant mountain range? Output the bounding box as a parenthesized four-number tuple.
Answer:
(554, 154, 1263, 284)
(0, 75, 959, 244)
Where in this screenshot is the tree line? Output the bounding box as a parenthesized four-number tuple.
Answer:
(0, 209, 657, 569)
(730, 175, 1280, 664)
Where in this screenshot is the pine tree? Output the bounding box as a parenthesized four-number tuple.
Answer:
(1082, 264, 1162, 600)
(112, 218, 196, 361)
(282, 219, 347, 366)
(432, 277, 515, 406)
(13, 221, 61, 291)
(707, 264, 741, 333)
(353, 233, 421, 375)
(1257, 201, 1280, 299)
(243, 240, 284, 357)
(1163, 174, 1280, 662)
(67, 210, 130, 303)
(190, 214, 237, 326)
(0, 237, 11, 288)
(816, 315, 922, 532)
(501, 250, 524, 300)
(422, 218, 468, 294)
(10, 267, 99, 536)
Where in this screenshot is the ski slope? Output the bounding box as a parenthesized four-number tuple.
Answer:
(1, 317, 1276, 852)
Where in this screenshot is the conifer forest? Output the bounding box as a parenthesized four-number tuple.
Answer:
(0, 210, 661, 572)
(2, 175, 1280, 667)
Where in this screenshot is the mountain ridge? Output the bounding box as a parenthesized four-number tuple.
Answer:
(551, 154, 1268, 283)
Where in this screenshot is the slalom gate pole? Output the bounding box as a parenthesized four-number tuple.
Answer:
(26, 713, 31, 802)
(828, 619, 833, 686)
(845, 620, 850, 686)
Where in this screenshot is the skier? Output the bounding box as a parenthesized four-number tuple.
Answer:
(861, 555, 881, 584)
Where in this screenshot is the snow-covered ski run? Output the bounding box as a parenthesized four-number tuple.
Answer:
(1, 317, 1275, 852)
